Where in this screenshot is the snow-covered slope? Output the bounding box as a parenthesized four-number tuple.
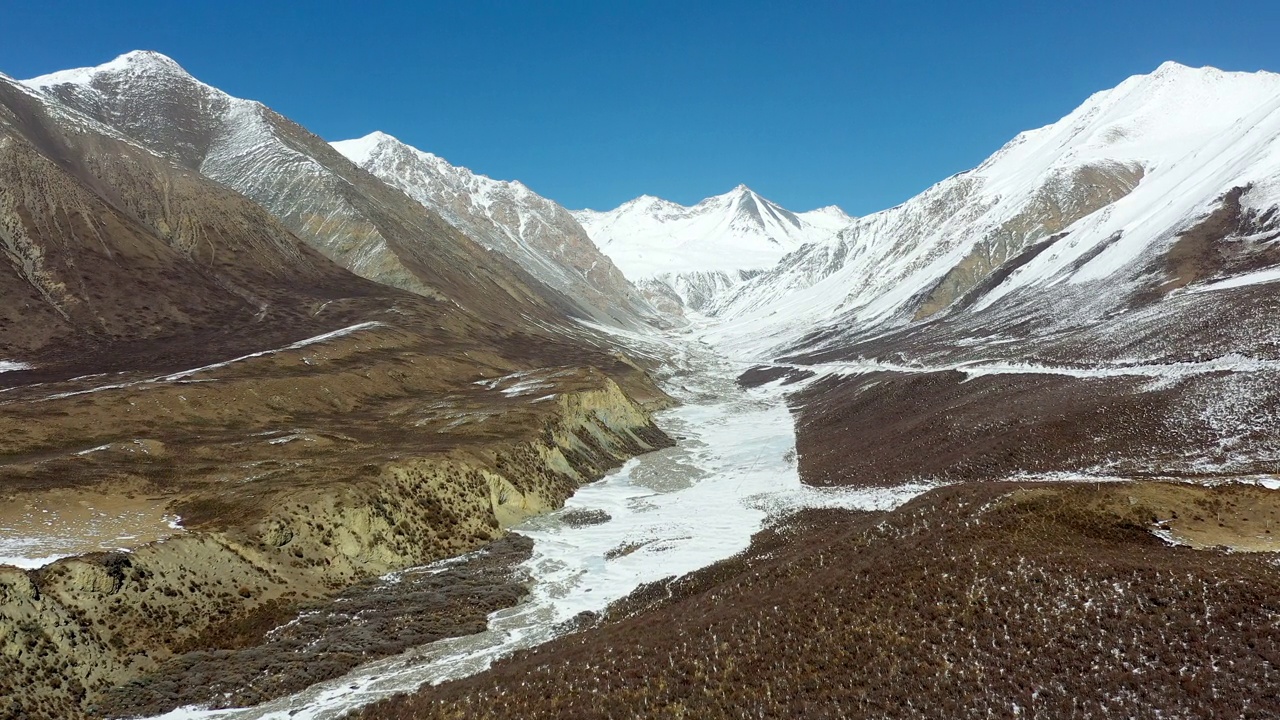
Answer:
(712, 62, 1280, 491)
(573, 186, 850, 311)
(332, 132, 661, 328)
(708, 62, 1280, 359)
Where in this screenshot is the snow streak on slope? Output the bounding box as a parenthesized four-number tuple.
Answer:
(706, 63, 1280, 359)
(332, 132, 660, 328)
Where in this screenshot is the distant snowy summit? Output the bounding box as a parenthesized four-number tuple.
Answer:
(572, 185, 852, 312)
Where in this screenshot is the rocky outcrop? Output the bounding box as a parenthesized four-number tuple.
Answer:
(913, 162, 1144, 319)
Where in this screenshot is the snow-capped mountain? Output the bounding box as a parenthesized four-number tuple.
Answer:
(709, 62, 1280, 359)
(0, 69, 384, 362)
(707, 61, 1280, 492)
(333, 132, 661, 328)
(20, 51, 636, 330)
(573, 186, 850, 311)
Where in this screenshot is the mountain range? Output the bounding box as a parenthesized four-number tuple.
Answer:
(21, 51, 656, 332)
(4, 48, 1280, 720)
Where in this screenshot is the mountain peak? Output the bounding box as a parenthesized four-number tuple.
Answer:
(333, 130, 398, 161)
(802, 205, 853, 222)
(362, 130, 400, 146)
(116, 50, 183, 70)
(24, 49, 191, 88)
(1152, 60, 1193, 75)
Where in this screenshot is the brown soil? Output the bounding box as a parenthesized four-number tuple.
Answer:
(1157, 185, 1280, 296)
(0, 484, 179, 561)
(736, 365, 815, 388)
(1066, 481, 1280, 552)
(355, 482, 1280, 720)
(789, 371, 1174, 487)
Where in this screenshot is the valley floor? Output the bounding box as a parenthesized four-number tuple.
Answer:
(138, 326, 932, 719)
(8, 321, 1280, 719)
(348, 338, 1280, 720)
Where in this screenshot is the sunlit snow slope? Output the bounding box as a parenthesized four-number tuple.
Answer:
(705, 62, 1280, 358)
(573, 186, 850, 312)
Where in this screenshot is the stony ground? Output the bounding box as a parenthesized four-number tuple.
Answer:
(354, 482, 1280, 720)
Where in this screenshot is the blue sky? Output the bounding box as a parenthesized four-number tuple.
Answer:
(3, 1, 1277, 214)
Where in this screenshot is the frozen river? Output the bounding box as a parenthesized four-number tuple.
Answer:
(154, 334, 931, 720)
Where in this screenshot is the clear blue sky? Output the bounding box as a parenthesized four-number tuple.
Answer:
(3, 1, 1277, 214)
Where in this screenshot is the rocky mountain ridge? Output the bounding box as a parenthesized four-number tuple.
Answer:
(332, 131, 663, 328)
(22, 50, 618, 330)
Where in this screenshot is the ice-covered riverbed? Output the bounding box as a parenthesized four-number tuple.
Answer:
(153, 337, 933, 720)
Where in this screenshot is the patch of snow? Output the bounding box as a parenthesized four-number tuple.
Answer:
(1186, 265, 1280, 294)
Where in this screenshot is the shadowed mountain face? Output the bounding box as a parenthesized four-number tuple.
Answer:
(21, 51, 593, 331)
(0, 73, 397, 371)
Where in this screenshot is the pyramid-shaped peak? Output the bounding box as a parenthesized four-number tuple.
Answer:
(358, 130, 402, 146)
